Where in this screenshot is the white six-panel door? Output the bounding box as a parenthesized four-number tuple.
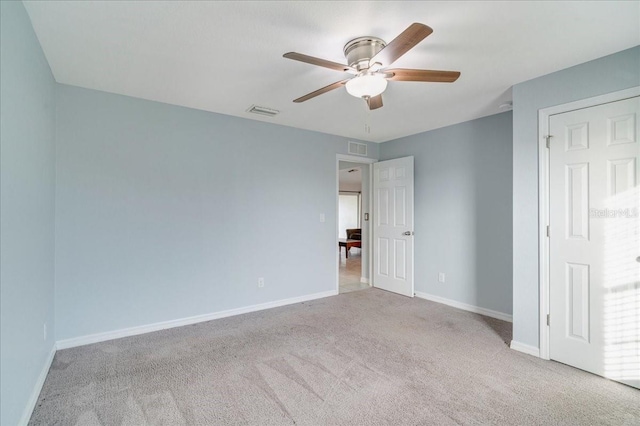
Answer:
(373, 157, 414, 297)
(549, 96, 639, 389)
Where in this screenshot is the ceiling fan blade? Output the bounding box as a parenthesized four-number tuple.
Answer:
(284, 52, 356, 74)
(369, 23, 433, 67)
(366, 95, 383, 110)
(293, 79, 351, 103)
(386, 68, 460, 83)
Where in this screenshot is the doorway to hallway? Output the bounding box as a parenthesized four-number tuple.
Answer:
(337, 159, 370, 293)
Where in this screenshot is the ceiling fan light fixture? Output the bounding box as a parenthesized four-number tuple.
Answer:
(345, 74, 388, 98)
(283, 23, 458, 110)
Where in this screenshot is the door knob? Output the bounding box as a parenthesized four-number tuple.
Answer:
(403, 231, 414, 236)
(637, 256, 640, 263)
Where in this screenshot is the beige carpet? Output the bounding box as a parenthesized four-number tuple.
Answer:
(31, 289, 639, 425)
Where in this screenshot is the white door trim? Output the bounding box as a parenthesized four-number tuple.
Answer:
(537, 86, 640, 360)
(336, 154, 377, 294)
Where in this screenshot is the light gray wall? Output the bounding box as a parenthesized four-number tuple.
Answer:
(55, 84, 379, 340)
(512, 46, 640, 348)
(380, 112, 513, 315)
(0, 2, 57, 424)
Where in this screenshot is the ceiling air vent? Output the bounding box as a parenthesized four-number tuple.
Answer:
(246, 105, 280, 117)
(348, 141, 367, 157)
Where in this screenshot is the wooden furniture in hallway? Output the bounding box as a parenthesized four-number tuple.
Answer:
(339, 238, 361, 258)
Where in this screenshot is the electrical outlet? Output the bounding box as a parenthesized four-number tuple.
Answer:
(438, 273, 446, 283)
(44, 323, 47, 341)
(319, 213, 325, 223)
(258, 277, 265, 288)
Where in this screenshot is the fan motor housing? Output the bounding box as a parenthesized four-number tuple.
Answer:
(343, 37, 386, 71)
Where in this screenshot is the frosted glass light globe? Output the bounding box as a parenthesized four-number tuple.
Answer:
(345, 74, 388, 98)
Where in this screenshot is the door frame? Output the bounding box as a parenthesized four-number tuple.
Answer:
(537, 86, 640, 360)
(336, 154, 377, 294)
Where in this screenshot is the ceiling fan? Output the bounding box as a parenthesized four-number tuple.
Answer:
(283, 23, 460, 110)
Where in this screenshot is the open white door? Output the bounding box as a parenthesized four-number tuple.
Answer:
(549, 96, 639, 389)
(373, 157, 414, 297)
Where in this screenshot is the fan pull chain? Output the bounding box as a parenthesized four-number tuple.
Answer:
(364, 105, 371, 135)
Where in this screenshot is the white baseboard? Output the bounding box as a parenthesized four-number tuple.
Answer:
(414, 291, 513, 323)
(360, 277, 370, 284)
(19, 345, 56, 426)
(510, 340, 541, 358)
(56, 290, 338, 350)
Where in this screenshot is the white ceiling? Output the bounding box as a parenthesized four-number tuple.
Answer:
(339, 167, 362, 189)
(23, 1, 640, 143)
